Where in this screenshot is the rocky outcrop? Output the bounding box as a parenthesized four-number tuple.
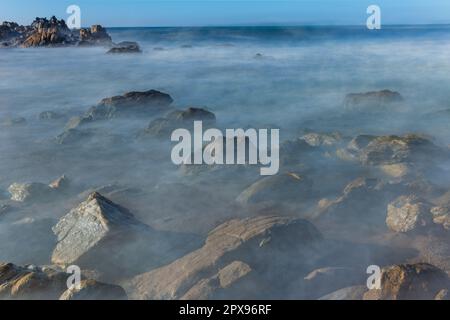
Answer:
(0, 262, 127, 300)
(363, 263, 450, 300)
(386, 195, 433, 233)
(127, 216, 322, 299)
(145, 107, 216, 137)
(107, 41, 141, 54)
(51, 192, 199, 279)
(236, 172, 314, 206)
(22, 16, 77, 47)
(78, 25, 112, 46)
(344, 89, 403, 112)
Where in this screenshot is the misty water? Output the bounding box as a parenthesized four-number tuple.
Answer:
(1, 26, 450, 298)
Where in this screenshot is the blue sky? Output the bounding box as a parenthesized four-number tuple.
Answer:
(1, 0, 450, 27)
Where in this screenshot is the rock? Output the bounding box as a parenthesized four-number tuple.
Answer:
(78, 25, 112, 46)
(319, 286, 367, 300)
(386, 195, 433, 233)
(301, 132, 342, 147)
(344, 89, 403, 112)
(1, 116, 26, 127)
(363, 263, 450, 300)
(85, 89, 173, 120)
(303, 267, 363, 298)
(127, 216, 322, 299)
(431, 206, 450, 230)
(236, 172, 314, 206)
(55, 128, 92, 145)
(39, 111, 63, 120)
(51, 192, 199, 279)
(107, 41, 141, 54)
(64, 116, 93, 130)
(435, 289, 449, 300)
(22, 16, 77, 47)
(8, 182, 54, 202)
(379, 163, 411, 179)
(359, 134, 445, 166)
(145, 107, 216, 137)
(336, 134, 377, 162)
(0, 262, 127, 300)
(49, 175, 70, 191)
(59, 279, 127, 300)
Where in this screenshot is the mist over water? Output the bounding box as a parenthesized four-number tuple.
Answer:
(1, 26, 450, 299)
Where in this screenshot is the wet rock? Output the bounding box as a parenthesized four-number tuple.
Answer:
(0, 262, 127, 300)
(336, 134, 377, 162)
(236, 172, 314, 206)
(363, 263, 450, 300)
(8, 182, 54, 202)
(85, 89, 173, 121)
(344, 89, 403, 112)
(145, 107, 216, 137)
(107, 41, 141, 54)
(386, 195, 433, 233)
(22, 16, 77, 47)
(51, 192, 199, 279)
(59, 279, 127, 300)
(49, 175, 70, 191)
(319, 286, 367, 300)
(78, 25, 112, 46)
(39, 111, 63, 120)
(435, 289, 449, 300)
(127, 216, 322, 299)
(64, 116, 93, 130)
(55, 128, 92, 144)
(303, 267, 363, 298)
(379, 163, 411, 179)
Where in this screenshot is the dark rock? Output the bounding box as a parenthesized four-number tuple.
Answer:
(107, 41, 141, 54)
(344, 89, 403, 112)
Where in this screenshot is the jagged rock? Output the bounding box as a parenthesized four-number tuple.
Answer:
(107, 41, 141, 54)
(22, 16, 77, 47)
(236, 172, 314, 206)
(344, 89, 403, 112)
(363, 263, 450, 300)
(319, 286, 367, 300)
(51, 192, 199, 279)
(59, 279, 127, 300)
(8, 182, 54, 202)
(1, 116, 26, 127)
(39, 111, 63, 120)
(84, 89, 173, 121)
(78, 25, 112, 46)
(127, 216, 322, 299)
(145, 107, 216, 137)
(0, 262, 126, 300)
(386, 195, 433, 233)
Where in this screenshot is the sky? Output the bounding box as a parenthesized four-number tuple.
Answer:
(1, 0, 450, 27)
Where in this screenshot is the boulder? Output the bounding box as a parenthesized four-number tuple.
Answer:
(84, 89, 173, 121)
(344, 89, 403, 112)
(0, 262, 127, 300)
(107, 41, 141, 54)
(386, 195, 433, 233)
(59, 279, 127, 300)
(127, 216, 322, 299)
(51, 192, 199, 279)
(363, 263, 450, 300)
(236, 172, 314, 206)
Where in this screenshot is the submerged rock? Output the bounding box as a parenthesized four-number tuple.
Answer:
(8, 182, 54, 202)
(107, 41, 141, 54)
(363, 263, 450, 300)
(236, 172, 314, 206)
(39, 111, 63, 120)
(55, 128, 92, 144)
(1, 116, 26, 127)
(386, 195, 433, 233)
(0, 262, 127, 300)
(145, 107, 216, 137)
(127, 216, 322, 299)
(344, 89, 403, 112)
